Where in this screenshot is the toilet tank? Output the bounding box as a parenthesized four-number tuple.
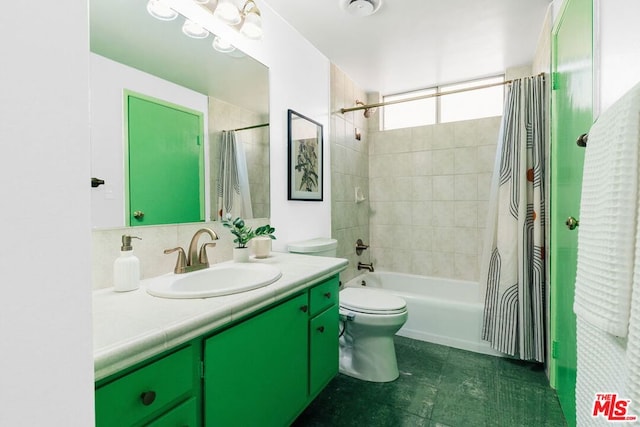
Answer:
(287, 237, 338, 257)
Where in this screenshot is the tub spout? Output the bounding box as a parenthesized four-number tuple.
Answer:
(357, 262, 374, 272)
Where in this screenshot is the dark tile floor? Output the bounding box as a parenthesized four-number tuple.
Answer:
(293, 336, 567, 427)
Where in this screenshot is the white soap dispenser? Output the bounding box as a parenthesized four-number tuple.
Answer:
(114, 235, 142, 292)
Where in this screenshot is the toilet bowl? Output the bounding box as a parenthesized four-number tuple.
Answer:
(339, 287, 408, 382)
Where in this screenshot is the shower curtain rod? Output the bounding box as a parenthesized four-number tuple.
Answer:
(340, 73, 546, 114)
(229, 123, 270, 132)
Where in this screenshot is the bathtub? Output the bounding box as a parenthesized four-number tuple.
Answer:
(344, 271, 503, 357)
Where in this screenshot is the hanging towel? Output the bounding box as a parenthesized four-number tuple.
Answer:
(627, 205, 640, 417)
(217, 131, 241, 219)
(574, 81, 640, 337)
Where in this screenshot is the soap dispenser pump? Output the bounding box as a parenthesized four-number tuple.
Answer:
(114, 235, 142, 292)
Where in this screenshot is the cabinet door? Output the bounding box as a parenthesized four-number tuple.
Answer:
(204, 294, 309, 427)
(309, 304, 339, 398)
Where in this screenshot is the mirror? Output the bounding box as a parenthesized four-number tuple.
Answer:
(89, 0, 269, 228)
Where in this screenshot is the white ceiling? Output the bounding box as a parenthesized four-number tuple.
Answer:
(262, 0, 551, 95)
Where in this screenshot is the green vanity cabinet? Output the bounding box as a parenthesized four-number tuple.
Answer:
(204, 293, 309, 426)
(204, 275, 339, 426)
(95, 274, 340, 427)
(308, 277, 339, 398)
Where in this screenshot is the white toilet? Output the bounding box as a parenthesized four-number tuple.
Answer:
(287, 237, 338, 257)
(338, 287, 408, 382)
(287, 238, 408, 382)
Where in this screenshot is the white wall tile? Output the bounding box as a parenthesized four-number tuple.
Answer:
(432, 149, 455, 175)
(454, 174, 478, 200)
(454, 201, 478, 227)
(454, 147, 478, 174)
(433, 175, 455, 200)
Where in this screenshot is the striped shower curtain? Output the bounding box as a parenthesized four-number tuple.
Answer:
(481, 75, 546, 362)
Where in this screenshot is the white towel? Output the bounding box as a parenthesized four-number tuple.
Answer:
(574, 81, 640, 337)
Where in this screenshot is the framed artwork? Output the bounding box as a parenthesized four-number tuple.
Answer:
(287, 109, 323, 201)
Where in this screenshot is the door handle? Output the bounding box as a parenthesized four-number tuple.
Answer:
(566, 216, 579, 230)
(133, 210, 145, 220)
(576, 133, 588, 147)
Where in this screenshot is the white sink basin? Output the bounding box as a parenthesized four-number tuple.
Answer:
(145, 263, 282, 299)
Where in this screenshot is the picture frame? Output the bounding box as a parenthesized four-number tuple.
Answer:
(287, 109, 323, 201)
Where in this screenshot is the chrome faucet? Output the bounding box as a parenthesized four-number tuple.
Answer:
(357, 262, 374, 272)
(164, 228, 218, 274)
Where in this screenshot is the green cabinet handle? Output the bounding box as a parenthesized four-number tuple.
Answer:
(317, 326, 325, 333)
(324, 292, 331, 299)
(300, 305, 308, 313)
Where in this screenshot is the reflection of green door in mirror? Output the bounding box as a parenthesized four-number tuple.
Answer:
(550, 0, 592, 425)
(126, 93, 204, 226)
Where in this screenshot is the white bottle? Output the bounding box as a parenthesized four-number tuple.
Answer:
(114, 235, 142, 292)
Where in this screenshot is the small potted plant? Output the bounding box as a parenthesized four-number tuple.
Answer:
(223, 215, 276, 262)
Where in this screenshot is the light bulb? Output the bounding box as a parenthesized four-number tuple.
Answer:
(146, 0, 178, 21)
(240, 11, 262, 40)
(182, 19, 210, 39)
(212, 36, 236, 53)
(213, 1, 242, 25)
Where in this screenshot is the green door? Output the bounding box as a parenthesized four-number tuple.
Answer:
(126, 93, 204, 226)
(550, 0, 593, 425)
(204, 294, 309, 426)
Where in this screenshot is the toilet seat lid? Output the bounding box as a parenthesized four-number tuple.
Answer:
(340, 287, 407, 315)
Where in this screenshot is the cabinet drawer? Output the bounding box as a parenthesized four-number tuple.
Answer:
(146, 397, 198, 427)
(95, 346, 195, 427)
(309, 276, 338, 316)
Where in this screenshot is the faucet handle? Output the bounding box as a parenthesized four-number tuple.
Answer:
(199, 242, 217, 265)
(164, 247, 187, 274)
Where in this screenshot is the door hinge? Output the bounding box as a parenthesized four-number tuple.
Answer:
(551, 72, 559, 91)
(200, 360, 205, 379)
(552, 340, 559, 359)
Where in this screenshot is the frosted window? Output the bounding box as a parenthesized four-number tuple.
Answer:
(440, 76, 504, 123)
(381, 76, 504, 130)
(383, 88, 436, 130)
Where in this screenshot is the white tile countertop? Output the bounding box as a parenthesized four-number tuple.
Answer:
(93, 252, 348, 381)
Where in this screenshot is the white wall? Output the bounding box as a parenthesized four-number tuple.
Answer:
(260, 3, 332, 250)
(90, 53, 210, 228)
(595, 0, 640, 115)
(0, 2, 94, 426)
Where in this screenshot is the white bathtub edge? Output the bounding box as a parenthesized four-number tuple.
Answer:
(397, 328, 505, 358)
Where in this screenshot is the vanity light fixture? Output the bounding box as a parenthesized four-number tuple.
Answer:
(146, 0, 178, 21)
(147, 0, 263, 53)
(212, 36, 236, 53)
(182, 19, 210, 38)
(239, 0, 263, 40)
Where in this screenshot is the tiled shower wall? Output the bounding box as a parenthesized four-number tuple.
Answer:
(368, 116, 501, 282)
(330, 64, 370, 283)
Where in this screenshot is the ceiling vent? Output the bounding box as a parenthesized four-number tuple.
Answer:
(340, 0, 382, 17)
